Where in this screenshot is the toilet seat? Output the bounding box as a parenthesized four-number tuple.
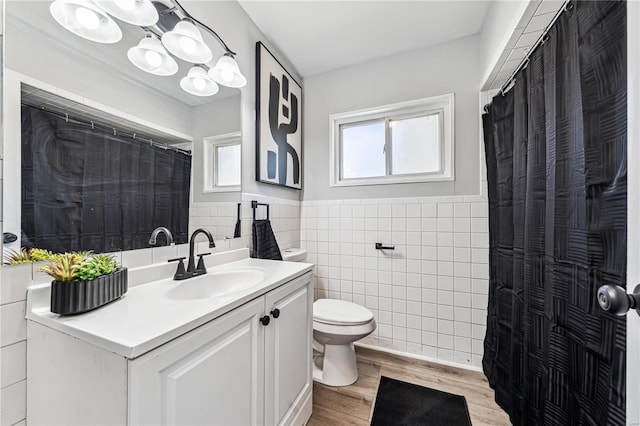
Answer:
(313, 299, 373, 326)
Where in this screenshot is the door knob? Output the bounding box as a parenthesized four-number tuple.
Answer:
(270, 309, 280, 318)
(260, 315, 270, 326)
(597, 284, 640, 316)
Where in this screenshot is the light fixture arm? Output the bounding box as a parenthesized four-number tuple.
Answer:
(172, 0, 236, 56)
(140, 26, 163, 39)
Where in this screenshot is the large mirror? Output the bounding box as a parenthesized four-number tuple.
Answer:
(3, 0, 243, 263)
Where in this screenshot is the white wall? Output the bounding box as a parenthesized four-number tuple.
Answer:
(180, 1, 303, 202)
(302, 35, 483, 200)
(191, 95, 242, 203)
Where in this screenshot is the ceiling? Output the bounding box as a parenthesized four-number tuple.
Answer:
(483, 0, 565, 91)
(6, 0, 238, 108)
(238, 0, 491, 78)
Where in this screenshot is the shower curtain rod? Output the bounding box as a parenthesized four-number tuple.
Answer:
(499, 0, 573, 95)
(21, 102, 192, 156)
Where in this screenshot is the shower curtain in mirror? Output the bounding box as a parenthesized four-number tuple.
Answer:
(21, 105, 191, 253)
(482, 1, 626, 424)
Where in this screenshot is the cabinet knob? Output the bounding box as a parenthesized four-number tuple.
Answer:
(270, 309, 280, 319)
(260, 315, 270, 326)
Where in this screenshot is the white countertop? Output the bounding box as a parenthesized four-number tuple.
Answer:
(26, 251, 313, 359)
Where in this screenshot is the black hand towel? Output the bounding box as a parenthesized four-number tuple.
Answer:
(233, 219, 241, 238)
(251, 219, 282, 260)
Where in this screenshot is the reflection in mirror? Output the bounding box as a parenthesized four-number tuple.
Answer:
(204, 132, 242, 193)
(19, 84, 192, 254)
(3, 0, 243, 265)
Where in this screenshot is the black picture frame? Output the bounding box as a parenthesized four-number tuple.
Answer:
(255, 41, 303, 190)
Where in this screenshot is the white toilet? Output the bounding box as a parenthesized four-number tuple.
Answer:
(282, 248, 377, 387)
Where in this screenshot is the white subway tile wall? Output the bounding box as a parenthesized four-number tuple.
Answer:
(189, 201, 240, 240)
(300, 196, 489, 367)
(240, 194, 301, 251)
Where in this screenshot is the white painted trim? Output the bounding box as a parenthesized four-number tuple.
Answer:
(627, 0, 640, 423)
(288, 390, 312, 426)
(202, 132, 242, 194)
(329, 93, 455, 187)
(354, 341, 482, 373)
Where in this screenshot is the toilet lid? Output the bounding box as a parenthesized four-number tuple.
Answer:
(313, 299, 374, 326)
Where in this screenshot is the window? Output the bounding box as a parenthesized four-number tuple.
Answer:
(204, 132, 241, 192)
(330, 94, 454, 186)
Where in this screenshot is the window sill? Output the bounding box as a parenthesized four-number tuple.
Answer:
(329, 173, 454, 187)
(203, 186, 241, 193)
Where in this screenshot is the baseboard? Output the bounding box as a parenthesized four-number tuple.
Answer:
(354, 342, 483, 373)
(294, 390, 313, 426)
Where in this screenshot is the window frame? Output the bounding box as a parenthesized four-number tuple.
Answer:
(203, 132, 242, 193)
(329, 93, 454, 187)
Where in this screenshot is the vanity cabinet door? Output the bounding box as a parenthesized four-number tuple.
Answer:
(264, 273, 313, 425)
(128, 297, 265, 426)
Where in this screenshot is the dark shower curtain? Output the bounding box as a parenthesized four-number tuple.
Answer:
(482, 1, 626, 425)
(21, 105, 191, 253)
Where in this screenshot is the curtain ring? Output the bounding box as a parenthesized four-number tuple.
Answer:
(113, 128, 117, 136)
(91, 121, 94, 129)
(133, 133, 136, 140)
(501, 79, 516, 96)
(65, 113, 69, 123)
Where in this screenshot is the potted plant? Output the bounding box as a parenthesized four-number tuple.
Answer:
(3, 247, 56, 265)
(40, 252, 128, 315)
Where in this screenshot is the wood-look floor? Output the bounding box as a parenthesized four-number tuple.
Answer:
(307, 346, 511, 426)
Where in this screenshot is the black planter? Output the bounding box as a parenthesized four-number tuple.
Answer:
(50, 268, 128, 315)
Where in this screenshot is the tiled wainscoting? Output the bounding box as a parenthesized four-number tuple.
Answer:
(300, 195, 489, 368)
(1, 264, 28, 426)
(240, 193, 302, 251)
(190, 201, 242, 240)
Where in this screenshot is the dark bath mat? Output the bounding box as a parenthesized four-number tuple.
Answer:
(370, 376, 472, 426)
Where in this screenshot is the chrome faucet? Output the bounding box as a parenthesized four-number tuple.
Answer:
(149, 227, 173, 246)
(168, 228, 215, 280)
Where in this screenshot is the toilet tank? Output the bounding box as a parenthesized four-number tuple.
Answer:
(281, 248, 308, 262)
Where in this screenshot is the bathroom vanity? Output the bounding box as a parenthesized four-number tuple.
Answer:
(25, 249, 314, 425)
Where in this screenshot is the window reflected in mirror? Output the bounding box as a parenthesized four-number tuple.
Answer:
(204, 132, 241, 193)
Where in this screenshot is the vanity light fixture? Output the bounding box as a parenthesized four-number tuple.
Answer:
(94, 0, 159, 26)
(180, 65, 219, 97)
(50, 0, 123, 44)
(49, 0, 247, 96)
(208, 53, 247, 88)
(161, 19, 213, 64)
(127, 34, 178, 76)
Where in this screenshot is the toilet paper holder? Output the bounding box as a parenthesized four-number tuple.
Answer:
(375, 243, 395, 250)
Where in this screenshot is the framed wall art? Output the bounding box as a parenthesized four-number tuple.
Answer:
(255, 41, 302, 190)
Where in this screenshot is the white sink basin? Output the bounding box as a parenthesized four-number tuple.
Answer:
(167, 269, 266, 300)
